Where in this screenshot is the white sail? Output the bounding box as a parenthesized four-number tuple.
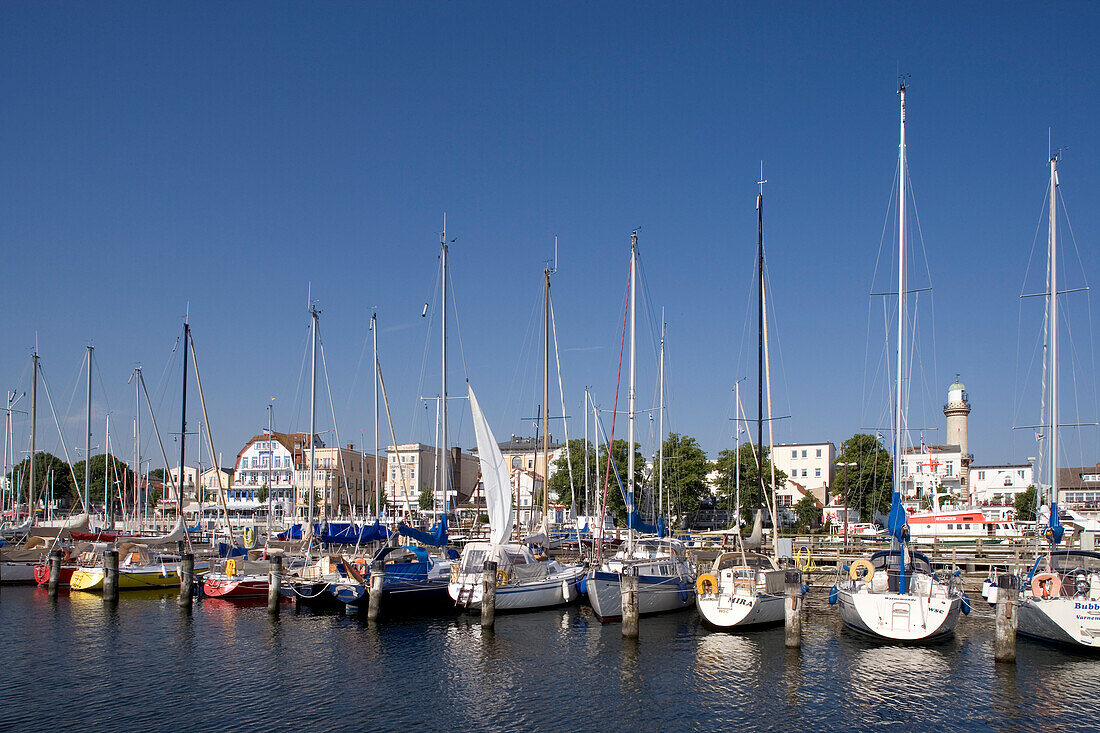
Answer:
(137, 515, 186, 546)
(468, 385, 512, 545)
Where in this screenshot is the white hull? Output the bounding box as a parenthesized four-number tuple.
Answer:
(449, 565, 584, 612)
(586, 569, 694, 620)
(1018, 594, 1100, 649)
(836, 586, 961, 641)
(0, 561, 39, 584)
(696, 591, 785, 629)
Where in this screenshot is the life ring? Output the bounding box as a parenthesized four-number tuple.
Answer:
(496, 568, 509, 586)
(243, 527, 255, 547)
(225, 559, 238, 576)
(696, 573, 718, 596)
(850, 559, 875, 582)
(1031, 572, 1061, 599)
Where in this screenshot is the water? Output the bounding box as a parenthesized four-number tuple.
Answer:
(1, 587, 1098, 732)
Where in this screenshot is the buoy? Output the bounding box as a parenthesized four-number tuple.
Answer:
(849, 559, 875, 582)
(695, 573, 718, 596)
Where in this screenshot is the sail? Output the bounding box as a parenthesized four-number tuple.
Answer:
(139, 515, 187, 546)
(887, 491, 909, 543)
(628, 509, 660, 536)
(469, 385, 512, 545)
(397, 515, 448, 546)
(1047, 502, 1065, 545)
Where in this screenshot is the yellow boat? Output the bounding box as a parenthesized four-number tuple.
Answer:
(70, 543, 209, 592)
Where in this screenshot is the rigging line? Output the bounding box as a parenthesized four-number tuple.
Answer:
(61, 350, 87, 446)
(446, 257, 470, 384)
(548, 290, 577, 504)
(290, 322, 310, 437)
(318, 332, 355, 517)
(501, 287, 542, 437)
(36, 363, 85, 513)
(92, 353, 112, 415)
(761, 254, 793, 445)
(345, 311, 373, 413)
(598, 257, 632, 552)
(410, 256, 442, 443)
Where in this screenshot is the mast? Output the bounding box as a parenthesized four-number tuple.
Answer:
(267, 402, 273, 539)
(180, 322, 189, 517)
(658, 314, 665, 524)
(894, 82, 907, 506)
(735, 380, 741, 526)
(1048, 153, 1059, 516)
(543, 266, 551, 528)
(756, 184, 765, 525)
(133, 369, 140, 529)
(85, 345, 93, 513)
(440, 219, 449, 525)
(104, 414, 110, 528)
(372, 310, 379, 519)
(308, 303, 318, 530)
(29, 351, 37, 522)
(584, 387, 590, 518)
(627, 231, 637, 554)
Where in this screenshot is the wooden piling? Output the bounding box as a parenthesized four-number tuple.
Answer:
(177, 553, 195, 607)
(994, 573, 1019, 663)
(267, 555, 282, 615)
(48, 549, 63, 598)
(621, 566, 639, 639)
(367, 559, 385, 622)
(103, 549, 119, 603)
(481, 559, 497, 629)
(785, 570, 802, 648)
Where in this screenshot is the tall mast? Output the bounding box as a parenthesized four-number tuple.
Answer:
(104, 414, 111, 527)
(267, 402, 273, 538)
(372, 310, 379, 518)
(29, 351, 37, 521)
(1048, 153, 1059, 511)
(308, 303, 317, 529)
(756, 184, 765, 520)
(179, 323, 189, 517)
(440, 218, 449, 522)
(658, 313, 665, 523)
(542, 266, 551, 527)
(85, 345, 93, 510)
(735, 380, 741, 525)
(894, 82, 907, 502)
(627, 231, 637, 554)
(134, 369, 140, 528)
(584, 387, 589, 518)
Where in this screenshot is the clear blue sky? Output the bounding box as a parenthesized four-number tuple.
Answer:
(2, 2, 1098, 474)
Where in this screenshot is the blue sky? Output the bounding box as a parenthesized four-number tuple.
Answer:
(2, 2, 1098, 474)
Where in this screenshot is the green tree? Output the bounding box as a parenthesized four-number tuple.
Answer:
(1015, 485, 1038, 522)
(794, 493, 820, 531)
(547, 438, 598, 509)
(656, 433, 711, 517)
(711, 442, 786, 525)
(5, 452, 77, 509)
(418, 486, 433, 510)
(257, 484, 269, 504)
(547, 438, 644, 526)
(148, 468, 168, 483)
(73, 454, 135, 505)
(833, 434, 893, 522)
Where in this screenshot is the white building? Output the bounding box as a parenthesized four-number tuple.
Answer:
(899, 442, 965, 507)
(970, 464, 1033, 505)
(772, 442, 835, 513)
(386, 443, 479, 516)
(231, 432, 310, 512)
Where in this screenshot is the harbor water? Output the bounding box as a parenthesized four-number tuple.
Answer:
(1, 586, 1097, 732)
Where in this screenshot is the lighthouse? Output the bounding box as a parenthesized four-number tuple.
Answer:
(943, 376, 971, 504)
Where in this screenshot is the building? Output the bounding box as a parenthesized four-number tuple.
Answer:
(899, 442, 965, 507)
(497, 434, 563, 489)
(1056, 464, 1100, 513)
(772, 442, 835, 513)
(943, 377, 973, 500)
(385, 443, 479, 515)
(970, 464, 1033, 505)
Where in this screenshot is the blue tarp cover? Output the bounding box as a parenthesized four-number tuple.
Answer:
(397, 514, 449, 547)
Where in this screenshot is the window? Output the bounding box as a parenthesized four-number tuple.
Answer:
(815, 468, 822, 478)
(945, 461, 953, 477)
(978, 471, 985, 480)
(801, 450, 807, 458)
(792, 450, 798, 459)
(965, 523, 971, 530)
(816, 449, 822, 458)
(803, 469, 809, 477)
(947, 524, 953, 530)
(1018, 470, 1026, 478)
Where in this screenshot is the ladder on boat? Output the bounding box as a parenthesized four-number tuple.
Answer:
(455, 581, 475, 608)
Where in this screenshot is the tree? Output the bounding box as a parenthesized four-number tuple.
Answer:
(73, 454, 136, 505)
(547, 438, 598, 509)
(418, 486, 433, 510)
(794, 494, 820, 531)
(833, 434, 893, 522)
(257, 484, 269, 504)
(148, 468, 168, 483)
(546, 438, 643, 526)
(655, 433, 711, 517)
(1015, 485, 1038, 522)
(4, 452, 77, 509)
(711, 442, 786, 525)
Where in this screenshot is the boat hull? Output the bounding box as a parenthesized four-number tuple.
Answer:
(1, 561, 40, 585)
(586, 570, 694, 621)
(1017, 595, 1100, 649)
(449, 566, 584, 612)
(203, 575, 269, 598)
(34, 564, 77, 586)
(70, 562, 209, 592)
(835, 586, 961, 642)
(696, 591, 785, 629)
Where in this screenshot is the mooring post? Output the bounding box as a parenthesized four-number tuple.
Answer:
(481, 559, 498, 629)
(267, 555, 282, 615)
(177, 553, 195, 607)
(367, 558, 385, 622)
(785, 569, 803, 648)
(48, 549, 63, 598)
(621, 566, 639, 639)
(994, 573, 1019, 663)
(103, 549, 119, 603)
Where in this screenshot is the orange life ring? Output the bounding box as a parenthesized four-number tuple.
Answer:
(1031, 572, 1061, 599)
(696, 573, 718, 596)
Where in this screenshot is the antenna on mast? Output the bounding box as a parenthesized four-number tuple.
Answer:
(757, 161, 767, 195)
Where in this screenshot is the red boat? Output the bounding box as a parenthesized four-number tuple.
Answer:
(33, 564, 77, 586)
(202, 558, 269, 599)
(69, 530, 144, 542)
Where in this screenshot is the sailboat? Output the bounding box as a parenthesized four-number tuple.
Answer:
(1015, 152, 1100, 649)
(831, 82, 965, 641)
(448, 385, 584, 611)
(697, 182, 787, 630)
(586, 232, 695, 621)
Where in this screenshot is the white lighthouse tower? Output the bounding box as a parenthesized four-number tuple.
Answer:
(943, 376, 971, 504)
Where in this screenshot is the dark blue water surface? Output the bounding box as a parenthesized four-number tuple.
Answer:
(1, 586, 1097, 732)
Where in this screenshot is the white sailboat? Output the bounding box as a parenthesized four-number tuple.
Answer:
(586, 232, 694, 621)
(448, 385, 583, 611)
(832, 82, 965, 641)
(697, 182, 787, 630)
(1016, 152, 1100, 649)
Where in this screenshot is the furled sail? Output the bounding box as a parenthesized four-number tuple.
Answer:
(469, 385, 512, 545)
